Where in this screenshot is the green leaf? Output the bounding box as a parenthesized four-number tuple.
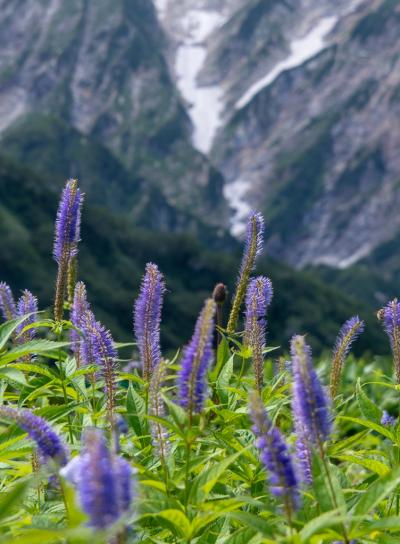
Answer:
(333, 454, 389, 476)
(216, 354, 234, 406)
(0, 340, 70, 366)
(210, 335, 230, 381)
(356, 379, 382, 423)
(189, 448, 246, 503)
(338, 416, 395, 441)
(150, 509, 191, 539)
(0, 315, 38, 351)
(0, 479, 31, 522)
(352, 467, 400, 527)
(126, 384, 147, 442)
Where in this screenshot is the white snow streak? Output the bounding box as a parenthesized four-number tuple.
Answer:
(175, 9, 226, 153)
(235, 16, 338, 110)
(223, 177, 252, 237)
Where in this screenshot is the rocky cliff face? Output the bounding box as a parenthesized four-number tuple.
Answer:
(0, 0, 229, 233)
(209, 0, 400, 268)
(2, 0, 400, 271)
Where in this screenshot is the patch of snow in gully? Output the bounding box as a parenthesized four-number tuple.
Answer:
(174, 9, 226, 154)
(235, 16, 338, 110)
(223, 178, 252, 236)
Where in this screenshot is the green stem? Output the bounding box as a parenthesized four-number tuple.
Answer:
(319, 443, 349, 544)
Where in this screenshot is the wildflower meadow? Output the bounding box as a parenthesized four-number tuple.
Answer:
(1, 179, 400, 543)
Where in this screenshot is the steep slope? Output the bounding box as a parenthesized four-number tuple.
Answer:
(0, 154, 386, 354)
(212, 0, 400, 268)
(0, 0, 228, 232)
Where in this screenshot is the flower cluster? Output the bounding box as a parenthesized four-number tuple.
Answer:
(227, 212, 264, 333)
(249, 392, 299, 511)
(0, 282, 17, 322)
(244, 276, 273, 390)
(291, 335, 331, 484)
(53, 179, 84, 321)
(0, 406, 68, 466)
(80, 310, 117, 418)
(178, 298, 216, 419)
(381, 298, 400, 383)
(134, 263, 165, 380)
(61, 428, 133, 529)
(331, 316, 364, 397)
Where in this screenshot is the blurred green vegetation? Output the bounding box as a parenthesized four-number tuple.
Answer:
(0, 154, 388, 356)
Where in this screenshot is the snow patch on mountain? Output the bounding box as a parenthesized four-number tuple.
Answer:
(236, 16, 338, 110)
(175, 9, 226, 153)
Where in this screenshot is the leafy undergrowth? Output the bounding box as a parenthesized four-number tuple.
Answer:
(0, 181, 399, 544)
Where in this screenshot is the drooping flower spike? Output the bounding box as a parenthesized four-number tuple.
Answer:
(61, 428, 133, 530)
(80, 310, 117, 420)
(134, 263, 165, 381)
(0, 406, 68, 466)
(330, 316, 364, 398)
(70, 281, 90, 366)
(53, 179, 84, 321)
(291, 335, 331, 447)
(244, 276, 273, 391)
(380, 298, 400, 383)
(249, 391, 299, 513)
(16, 289, 38, 343)
(177, 298, 216, 421)
(227, 212, 264, 334)
(0, 282, 17, 322)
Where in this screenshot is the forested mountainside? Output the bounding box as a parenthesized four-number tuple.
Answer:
(0, 0, 229, 234)
(0, 154, 386, 354)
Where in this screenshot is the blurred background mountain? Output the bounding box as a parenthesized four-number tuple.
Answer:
(0, 0, 398, 354)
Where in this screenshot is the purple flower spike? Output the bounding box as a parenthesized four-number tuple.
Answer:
(330, 316, 364, 397)
(53, 179, 84, 322)
(80, 310, 117, 419)
(134, 263, 165, 381)
(16, 290, 38, 343)
(0, 282, 17, 322)
(0, 406, 68, 466)
(178, 298, 216, 420)
(291, 335, 331, 447)
(294, 421, 313, 486)
(70, 282, 90, 366)
(244, 277, 273, 391)
(227, 212, 265, 334)
(61, 429, 134, 530)
(53, 179, 84, 264)
(249, 392, 299, 511)
(381, 299, 400, 383)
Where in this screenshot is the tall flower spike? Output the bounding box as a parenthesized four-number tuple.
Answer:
(291, 335, 331, 448)
(244, 276, 273, 391)
(65, 428, 133, 530)
(0, 406, 68, 466)
(81, 310, 117, 420)
(330, 316, 364, 398)
(134, 263, 165, 381)
(227, 212, 264, 334)
(53, 179, 84, 322)
(178, 298, 216, 421)
(381, 299, 400, 383)
(249, 391, 299, 512)
(149, 359, 169, 461)
(16, 290, 38, 343)
(0, 282, 17, 322)
(70, 282, 90, 367)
